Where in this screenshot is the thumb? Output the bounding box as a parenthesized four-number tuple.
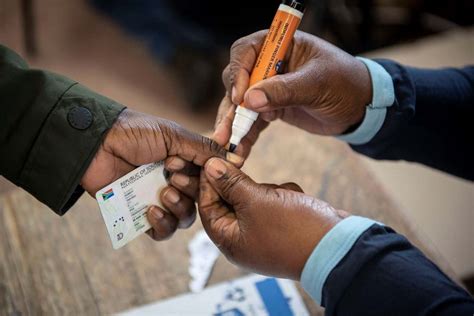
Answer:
(243, 61, 319, 111)
(203, 157, 257, 207)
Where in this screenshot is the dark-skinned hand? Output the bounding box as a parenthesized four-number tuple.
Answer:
(198, 157, 350, 280)
(81, 109, 243, 241)
(214, 30, 372, 158)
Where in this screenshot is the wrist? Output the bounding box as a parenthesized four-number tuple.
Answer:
(346, 57, 373, 129)
(300, 216, 378, 304)
(293, 203, 349, 281)
(337, 57, 395, 145)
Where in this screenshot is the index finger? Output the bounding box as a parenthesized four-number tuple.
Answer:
(213, 95, 235, 146)
(223, 30, 268, 105)
(160, 120, 244, 167)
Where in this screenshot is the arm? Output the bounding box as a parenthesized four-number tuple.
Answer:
(214, 31, 474, 180)
(302, 219, 474, 315)
(0, 44, 242, 242)
(350, 61, 474, 181)
(197, 158, 474, 315)
(0, 44, 124, 213)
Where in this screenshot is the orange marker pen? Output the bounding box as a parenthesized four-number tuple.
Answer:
(229, 0, 306, 152)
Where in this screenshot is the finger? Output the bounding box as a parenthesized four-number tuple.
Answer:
(198, 170, 238, 249)
(203, 157, 257, 207)
(107, 110, 243, 168)
(242, 60, 320, 111)
(146, 205, 179, 241)
(223, 30, 268, 104)
(213, 96, 235, 146)
(230, 117, 269, 158)
(239, 116, 269, 156)
(279, 182, 304, 193)
(165, 156, 200, 176)
(214, 95, 235, 131)
(160, 120, 244, 167)
(213, 97, 269, 159)
(260, 110, 281, 122)
(222, 66, 250, 106)
(160, 186, 196, 229)
(169, 173, 199, 200)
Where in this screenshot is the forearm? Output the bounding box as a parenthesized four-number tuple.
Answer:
(0, 44, 125, 214)
(343, 58, 474, 180)
(301, 218, 474, 315)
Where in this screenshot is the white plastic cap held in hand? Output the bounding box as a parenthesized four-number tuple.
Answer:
(229, 106, 259, 147)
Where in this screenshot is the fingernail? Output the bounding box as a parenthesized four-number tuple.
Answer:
(226, 152, 244, 165)
(149, 206, 164, 220)
(167, 157, 186, 171)
(163, 188, 180, 204)
(172, 173, 190, 187)
(231, 86, 237, 103)
(247, 89, 268, 108)
(206, 158, 227, 179)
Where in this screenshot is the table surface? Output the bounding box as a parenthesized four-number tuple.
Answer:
(1, 28, 472, 315)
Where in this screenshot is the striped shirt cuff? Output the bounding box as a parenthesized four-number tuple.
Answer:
(300, 216, 378, 304)
(337, 57, 395, 145)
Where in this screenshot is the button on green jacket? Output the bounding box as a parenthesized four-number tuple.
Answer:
(0, 44, 125, 214)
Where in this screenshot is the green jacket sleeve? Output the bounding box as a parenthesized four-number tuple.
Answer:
(0, 44, 125, 215)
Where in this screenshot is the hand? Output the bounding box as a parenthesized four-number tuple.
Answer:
(81, 109, 243, 241)
(214, 30, 372, 157)
(198, 157, 349, 279)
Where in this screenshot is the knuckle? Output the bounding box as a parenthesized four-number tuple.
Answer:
(171, 204, 187, 221)
(202, 136, 226, 158)
(271, 77, 295, 107)
(182, 200, 196, 217)
(254, 29, 268, 38)
(210, 138, 226, 156)
(178, 207, 196, 229)
(168, 196, 194, 220)
(220, 171, 246, 198)
(160, 120, 186, 152)
(150, 227, 173, 241)
(228, 63, 241, 86)
(222, 65, 231, 87)
(230, 36, 248, 53)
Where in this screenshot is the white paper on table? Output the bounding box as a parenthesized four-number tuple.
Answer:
(187, 229, 221, 293)
(119, 274, 309, 316)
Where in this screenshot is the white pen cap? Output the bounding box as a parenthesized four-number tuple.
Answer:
(229, 106, 259, 147)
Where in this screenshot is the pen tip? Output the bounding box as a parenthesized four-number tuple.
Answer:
(229, 143, 237, 153)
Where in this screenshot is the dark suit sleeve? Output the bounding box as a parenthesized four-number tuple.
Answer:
(0, 44, 125, 214)
(351, 60, 474, 181)
(322, 224, 474, 315)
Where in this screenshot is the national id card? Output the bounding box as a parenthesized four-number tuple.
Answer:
(96, 162, 167, 249)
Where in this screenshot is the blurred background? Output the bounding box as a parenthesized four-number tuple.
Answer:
(0, 0, 473, 292)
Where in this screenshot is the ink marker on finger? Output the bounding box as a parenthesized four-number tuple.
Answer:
(229, 0, 306, 152)
(229, 143, 237, 153)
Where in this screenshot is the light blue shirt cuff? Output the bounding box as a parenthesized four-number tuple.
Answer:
(300, 216, 378, 305)
(337, 57, 395, 145)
